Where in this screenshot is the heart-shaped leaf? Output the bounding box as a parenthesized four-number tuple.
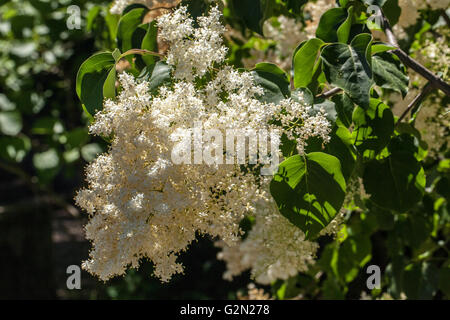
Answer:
(270, 152, 346, 239)
(76, 52, 116, 117)
(321, 34, 373, 109)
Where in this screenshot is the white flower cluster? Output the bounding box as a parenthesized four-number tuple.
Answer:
(76, 6, 331, 283)
(217, 197, 319, 285)
(276, 98, 331, 155)
(158, 6, 228, 81)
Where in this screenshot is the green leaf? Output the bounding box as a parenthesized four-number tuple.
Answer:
(371, 42, 396, 55)
(403, 262, 438, 299)
(145, 61, 172, 93)
(321, 35, 373, 109)
(338, 235, 372, 283)
(251, 62, 290, 103)
(141, 21, 158, 66)
(311, 98, 337, 123)
(105, 9, 120, 43)
(112, 48, 121, 62)
(270, 152, 346, 239)
(372, 52, 409, 98)
(103, 67, 117, 100)
(230, 0, 275, 35)
(326, 126, 356, 181)
(337, 6, 354, 43)
(394, 124, 428, 161)
(352, 98, 394, 157)
(76, 52, 116, 117)
(316, 7, 348, 43)
(116, 8, 148, 53)
(0, 111, 22, 136)
(369, 202, 395, 230)
(363, 136, 426, 213)
(302, 123, 355, 182)
(350, 33, 373, 67)
(382, 0, 401, 26)
(293, 38, 324, 88)
(86, 6, 101, 32)
(332, 93, 355, 128)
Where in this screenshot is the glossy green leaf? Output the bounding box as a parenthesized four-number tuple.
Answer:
(116, 7, 147, 52)
(293, 38, 324, 88)
(403, 262, 438, 299)
(316, 7, 347, 43)
(338, 235, 372, 283)
(326, 126, 356, 181)
(371, 42, 396, 55)
(372, 52, 409, 97)
(103, 67, 116, 100)
(363, 137, 426, 212)
(141, 20, 158, 66)
(352, 98, 394, 157)
(147, 61, 172, 93)
(252, 62, 290, 103)
(382, 0, 401, 26)
(332, 93, 355, 128)
(230, 0, 275, 35)
(337, 6, 354, 43)
(76, 52, 116, 117)
(321, 35, 373, 109)
(270, 152, 346, 239)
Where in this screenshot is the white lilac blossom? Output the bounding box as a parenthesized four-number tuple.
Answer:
(216, 197, 319, 285)
(158, 6, 228, 81)
(76, 6, 332, 283)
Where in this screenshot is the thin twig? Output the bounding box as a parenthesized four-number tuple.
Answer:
(148, 5, 177, 12)
(396, 82, 434, 127)
(316, 87, 342, 99)
(381, 12, 450, 97)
